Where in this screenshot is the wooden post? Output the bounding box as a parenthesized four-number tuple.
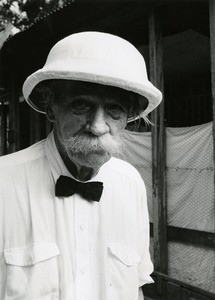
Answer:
(209, 0, 215, 241)
(149, 7, 167, 276)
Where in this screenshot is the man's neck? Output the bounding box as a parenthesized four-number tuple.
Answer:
(60, 152, 98, 181)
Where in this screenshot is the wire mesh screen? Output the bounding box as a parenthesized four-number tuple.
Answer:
(121, 122, 215, 293)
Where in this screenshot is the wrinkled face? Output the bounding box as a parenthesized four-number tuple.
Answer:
(47, 82, 130, 167)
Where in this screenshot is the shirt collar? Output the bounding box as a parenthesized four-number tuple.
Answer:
(45, 131, 72, 183)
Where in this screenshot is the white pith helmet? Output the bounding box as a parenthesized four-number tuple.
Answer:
(22, 31, 162, 120)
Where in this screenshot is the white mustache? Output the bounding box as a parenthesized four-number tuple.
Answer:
(63, 133, 123, 157)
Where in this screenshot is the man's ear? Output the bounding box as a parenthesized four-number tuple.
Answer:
(45, 105, 55, 122)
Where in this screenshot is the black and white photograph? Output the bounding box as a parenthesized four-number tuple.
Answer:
(0, 1, 214, 300)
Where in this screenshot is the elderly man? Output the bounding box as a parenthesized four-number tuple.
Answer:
(0, 32, 162, 300)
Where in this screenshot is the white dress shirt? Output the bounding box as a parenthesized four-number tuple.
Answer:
(0, 132, 153, 300)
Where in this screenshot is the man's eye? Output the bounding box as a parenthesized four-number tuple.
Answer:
(67, 99, 91, 114)
(106, 104, 126, 119)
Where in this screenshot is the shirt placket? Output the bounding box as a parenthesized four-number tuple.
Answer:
(74, 194, 90, 300)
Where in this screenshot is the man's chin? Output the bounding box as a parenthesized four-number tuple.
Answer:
(69, 151, 111, 168)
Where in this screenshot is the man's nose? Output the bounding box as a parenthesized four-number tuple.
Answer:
(86, 106, 109, 136)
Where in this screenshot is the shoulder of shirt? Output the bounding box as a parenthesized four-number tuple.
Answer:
(0, 139, 46, 170)
(106, 157, 143, 183)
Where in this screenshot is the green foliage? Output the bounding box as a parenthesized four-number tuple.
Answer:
(0, 0, 71, 30)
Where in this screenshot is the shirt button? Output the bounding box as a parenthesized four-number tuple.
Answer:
(79, 225, 84, 231)
(80, 269, 85, 275)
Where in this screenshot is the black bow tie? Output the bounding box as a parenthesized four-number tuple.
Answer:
(55, 175, 103, 202)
